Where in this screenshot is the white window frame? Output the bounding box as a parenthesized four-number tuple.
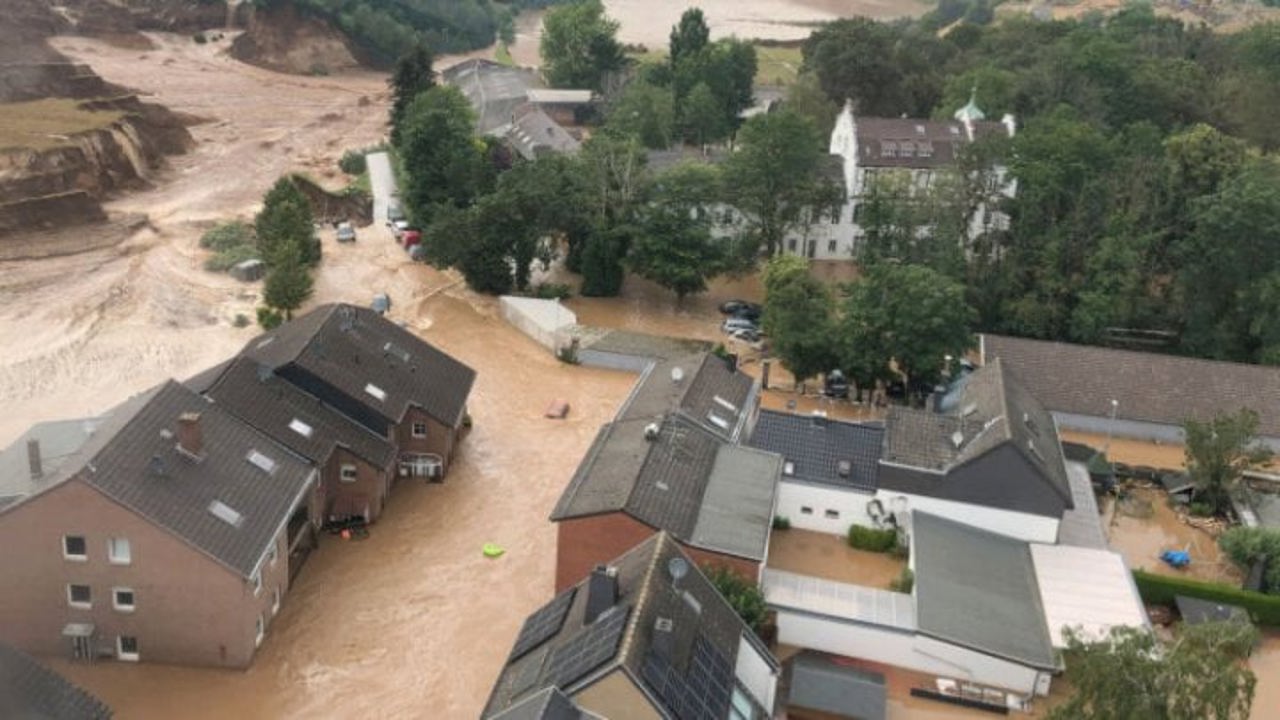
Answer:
(254, 615, 265, 648)
(251, 569, 262, 596)
(339, 464, 358, 484)
(272, 588, 281, 616)
(113, 587, 136, 613)
(107, 537, 131, 565)
(116, 635, 139, 662)
(67, 583, 92, 609)
(63, 535, 87, 562)
(411, 422, 428, 438)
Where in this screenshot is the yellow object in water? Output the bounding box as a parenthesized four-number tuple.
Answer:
(483, 543, 505, 558)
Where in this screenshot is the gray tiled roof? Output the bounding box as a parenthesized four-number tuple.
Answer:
(484, 533, 772, 719)
(442, 58, 543, 135)
(787, 651, 886, 720)
(0, 642, 112, 719)
(0, 417, 103, 505)
(78, 381, 314, 578)
(1057, 461, 1106, 549)
(505, 106, 580, 160)
(618, 354, 755, 442)
(240, 304, 476, 429)
(912, 512, 1056, 670)
(204, 358, 396, 471)
(855, 117, 1009, 169)
(690, 445, 783, 561)
(981, 333, 1280, 439)
(489, 687, 586, 720)
(183, 358, 233, 394)
(750, 410, 883, 490)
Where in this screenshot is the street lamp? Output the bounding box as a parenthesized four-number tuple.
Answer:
(1104, 398, 1120, 453)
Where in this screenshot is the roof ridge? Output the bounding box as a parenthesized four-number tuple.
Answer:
(615, 533, 668, 664)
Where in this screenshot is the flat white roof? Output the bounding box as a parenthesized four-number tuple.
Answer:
(763, 569, 916, 631)
(526, 88, 593, 104)
(1030, 544, 1149, 647)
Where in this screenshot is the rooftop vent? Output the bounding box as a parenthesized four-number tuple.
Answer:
(159, 428, 174, 441)
(246, 449, 277, 475)
(26, 439, 42, 480)
(951, 430, 965, 449)
(208, 499, 244, 528)
(712, 395, 738, 414)
(364, 383, 387, 402)
(256, 364, 273, 383)
(783, 461, 795, 476)
(255, 336, 275, 350)
(644, 423, 661, 441)
(837, 460, 852, 478)
(671, 366, 685, 384)
(289, 418, 314, 438)
(681, 590, 703, 616)
(383, 341, 411, 364)
(1027, 439, 1044, 462)
(961, 403, 978, 417)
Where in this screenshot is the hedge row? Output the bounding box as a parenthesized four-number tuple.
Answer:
(848, 524, 899, 553)
(1133, 569, 1280, 627)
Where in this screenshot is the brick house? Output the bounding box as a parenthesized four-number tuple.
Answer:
(550, 354, 781, 591)
(0, 381, 316, 668)
(234, 303, 476, 481)
(483, 532, 780, 719)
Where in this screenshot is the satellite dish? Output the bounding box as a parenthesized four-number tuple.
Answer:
(667, 557, 689, 584)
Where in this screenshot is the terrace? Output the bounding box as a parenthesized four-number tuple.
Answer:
(767, 527, 907, 590)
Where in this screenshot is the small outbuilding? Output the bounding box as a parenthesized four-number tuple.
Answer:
(1175, 595, 1251, 626)
(786, 652, 887, 720)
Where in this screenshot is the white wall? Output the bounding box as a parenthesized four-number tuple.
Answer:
(734, 633, 778, 711)
(774, 610, 1046, 696)
(776, 481, 1061, 544)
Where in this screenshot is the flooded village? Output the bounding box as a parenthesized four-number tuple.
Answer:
(4, 0, 1280, 719)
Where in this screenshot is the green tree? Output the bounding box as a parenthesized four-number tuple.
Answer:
(802, 18, 951, 117)
(607, 80, 675, 149)
(680, 82, 727, 147)
(628, 165, 730, 302)
(702, 565, 767, 635)
(669, 8, 710, 67)
(1219, 526, 1280, 594)
(723, 110, 838, 257)
(262, 246, 314, 321)
(762, 255, 838, 390)
(785, 71, 840, 144)
(540, 0, 623, 91)
(388, 43, 435, 144)
(397, 86, 485, 222)
(1183, 409, 1273, 516)
(1048, 623, 1258, 720)
(255, 177, 317, 267)
(579, 224, 628, 297)
(839, 263, 974, 396)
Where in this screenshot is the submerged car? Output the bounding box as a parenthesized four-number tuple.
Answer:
(336, 222, 356, 243)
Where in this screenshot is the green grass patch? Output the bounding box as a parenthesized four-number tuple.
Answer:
(495, 42, 514, 67)
(754, 44, 802, 86)
(848, 524, 900, 553)
(0, 99, 125, 152)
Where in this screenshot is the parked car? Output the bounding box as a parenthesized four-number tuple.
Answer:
(336, 222, 356, 243)
(390, 219, 410, 239)
(719, 300, 763, 318)
(371, 293, 391, 315)
(730, 327, 762, 343)
(387, 201, 405, 223)
(823, 369, 850, 399)
(401, 228, 422, 250)
(722, 317, 759, 334)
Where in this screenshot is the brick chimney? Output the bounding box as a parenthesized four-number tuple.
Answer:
(27, 439, 42, 480)
(584, 565, 618, 624)
(176, 412, 204, 459)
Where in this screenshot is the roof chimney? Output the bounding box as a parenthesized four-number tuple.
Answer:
(27, 439, 42, 480)
(176, 412, 204, 460)
(584, 565, 618, 624)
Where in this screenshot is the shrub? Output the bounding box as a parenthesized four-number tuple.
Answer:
(256, 306, 283, 330)
(309, 63, 330, 76)
(1133, 569, 1280, 626)
(848, 524, 899, 553)
(203, 244, 259, 272)
(200, 221, 254, 251)
(193, 32, 207, 44)
(1219, 526, 1280, 593)
(703, 564, 767, 634)
(889, 568, 914, 593)
(556, 342, 580, 365)
(339, 150, 368, 176)
(772, 515, 791, 530)
(1188, 501, 1215, 517)
(531, 283, 572, 300)
(232, 313, 250, 328)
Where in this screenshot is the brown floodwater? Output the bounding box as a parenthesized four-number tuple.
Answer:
(768, 528, 906, 589)
(1105, 487, 1242, 584)
(1251, 631, 1280, 720)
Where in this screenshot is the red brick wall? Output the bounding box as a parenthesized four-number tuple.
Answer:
(321, 448, 389, 523)
(394, 406, 456, 474)
(555, 515, 762, 591)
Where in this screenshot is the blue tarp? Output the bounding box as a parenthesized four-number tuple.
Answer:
(1161, 550, 1191, 567)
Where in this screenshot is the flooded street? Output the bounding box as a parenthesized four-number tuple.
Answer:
(1105, 487, 1241, 584)
(1251, 631, 1280, 720)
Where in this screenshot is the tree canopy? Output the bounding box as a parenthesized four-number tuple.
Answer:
(388, 43, 435, 144)
(396, 86, 488, 222)
(1183, 409, 1273, 516)
(540, 0, 624, 91)
(762, 255, 839, 388)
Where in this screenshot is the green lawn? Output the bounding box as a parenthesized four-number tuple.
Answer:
(0, 99, 124, 152)
(626, 43, 803, 87)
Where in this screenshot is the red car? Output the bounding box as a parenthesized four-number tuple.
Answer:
(400, 229, 422, 250)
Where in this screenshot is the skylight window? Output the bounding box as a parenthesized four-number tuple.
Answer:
(712, 395, 738, 414)
(706, 412, 731, 431)
(208, 500, 244, 528)
(288, 418, 313, 438)
(246, 449, 277, 474)
(364, 383, 387, 402)
(382, 341, 411, 364)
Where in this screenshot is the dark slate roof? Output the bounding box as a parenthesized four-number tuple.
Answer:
(183, 358, 233, 394)
(203, 357, 396, 471)
(912, 512, 1056, 670)
(239, 303, 476, 429)
(488, 687, 586, 720)
(881, 359, 1073, 514)
(442, 58, 543, 135)
(505, 106, 580, 160)
(484, 533, 775, 719)
(980, 333, 1280, 439)
(750, 410, 883, 491)
(77, 381, 314, 578)
(618, 354, 756, 443)
(787, 652, 886, 720)
(0, 417, 104, 505)
(855, 117, 1009, 169)
(1175, 595, 1250, 625)
(0, 643, 112, 720)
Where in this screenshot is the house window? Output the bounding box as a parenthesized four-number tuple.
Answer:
(67, 584, 92, 609)
(113, 587, 135, 612)
(411, 422, 428, 438)
(63, 535, 87, 561)
(272, 588, 281, 616)
(825, 509, 840, 519)
(828, 240, 837, 253)
(900, 142, 915, 158)
(251, 570, 262, 596)
(116, 636, 139, 662)
(107, 537, 131, 565)
(881, 142, 897, 158)
(787, 239, 797, 252)
(830, 207, 841, 225)
(730, 687, 754, 720)
(340, 464, 358, 483)
(800, 506, 813, 515)
(255, 615, 265, 648)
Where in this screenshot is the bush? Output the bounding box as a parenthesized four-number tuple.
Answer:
(1219, 526, 1280, 593)
(772, 515, 791, 530)
(531, 283, 572, 300)
(848, 524, 899, 553)
(309, 63, 330, 76)
(203, 244, 260, 272)
(200, 221, 254, 251)
(256, 306, 283, 330)
(339, 150, 368, 176)
(193, 32, 207, 44)
(1188, 501, 1215, 517)
(556, 342, 580, 365)
(1133, 569, 1280, 626)
(703, 564, 767, 634)
(232, 313, 250, 328)
(889, 568, 914, 593)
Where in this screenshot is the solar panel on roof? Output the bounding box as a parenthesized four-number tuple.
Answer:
(509, 588, 577, 661)
(544, 605, 630, 688)
(641, 635, 735, 720)
(510, 645, 550, 697)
